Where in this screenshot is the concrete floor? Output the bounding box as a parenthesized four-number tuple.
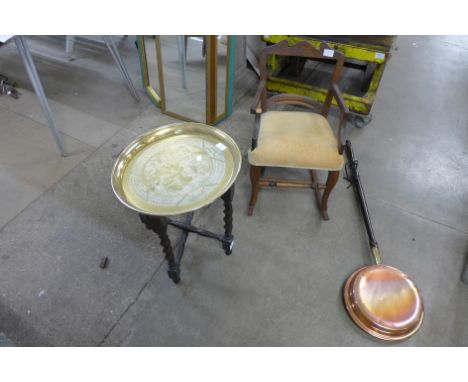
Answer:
(0, 36, 467, 346)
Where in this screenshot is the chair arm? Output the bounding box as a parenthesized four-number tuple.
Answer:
(251, 113, 261, 150)
(250, 80, 266, 114)
(330, 84, 349, 153)
(330, 83, 349, 115)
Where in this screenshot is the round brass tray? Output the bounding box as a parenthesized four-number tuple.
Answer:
(111, 123, 242, 216)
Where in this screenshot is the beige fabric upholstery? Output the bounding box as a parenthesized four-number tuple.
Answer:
(248, 111, 344, 171)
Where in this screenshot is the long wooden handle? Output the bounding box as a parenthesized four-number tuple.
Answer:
(345, 140, 382, 265)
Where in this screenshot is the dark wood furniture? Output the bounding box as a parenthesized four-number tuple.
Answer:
(247, 40, 349, 220)
(140, 186, 235, 284)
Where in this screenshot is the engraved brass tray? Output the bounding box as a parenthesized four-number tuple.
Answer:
(111, 123, 242, 216)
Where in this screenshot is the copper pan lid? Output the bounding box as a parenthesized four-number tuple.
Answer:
(343, 264, 424, 341)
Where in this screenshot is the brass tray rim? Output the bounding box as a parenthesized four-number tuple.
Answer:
(111, 122, 242, 216)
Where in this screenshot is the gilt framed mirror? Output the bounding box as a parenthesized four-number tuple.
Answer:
(137, 35, 235, 125)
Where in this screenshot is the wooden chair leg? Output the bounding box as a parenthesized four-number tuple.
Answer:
(310, 170, 322, 212)
(320, 170, 340, 221)
(247, 165, 262, 216)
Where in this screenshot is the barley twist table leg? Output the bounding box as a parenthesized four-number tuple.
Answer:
(140, 214, 180, 284)
(221, 185, 235, 255)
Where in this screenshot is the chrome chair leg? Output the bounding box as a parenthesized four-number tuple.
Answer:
(102, 35, 140, 101)
(65, 35, 75, 61)
(15, 36, 67, 157)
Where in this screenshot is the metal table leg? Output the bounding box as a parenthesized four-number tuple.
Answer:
(65, 35, 76, 61)
(15, 36, 67, 157)
(102, 35, 140, 101)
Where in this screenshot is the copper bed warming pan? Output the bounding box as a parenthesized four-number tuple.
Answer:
(343, 140, 424, 341)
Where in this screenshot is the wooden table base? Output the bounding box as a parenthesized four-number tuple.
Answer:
(139, 185, 235, 284)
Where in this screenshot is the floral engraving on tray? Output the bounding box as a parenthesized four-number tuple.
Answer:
(125, 136, 228, 209)
(142, 144, 212, 192)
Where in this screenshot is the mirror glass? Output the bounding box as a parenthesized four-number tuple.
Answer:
(158, 35, 206, 122)
(138, 35, 234, 124)
(143, 36, 160, 97)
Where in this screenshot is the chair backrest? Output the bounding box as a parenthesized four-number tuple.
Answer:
(258, 40, 345, 115)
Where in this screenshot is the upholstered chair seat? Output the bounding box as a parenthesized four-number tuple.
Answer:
(248, 111, 344, 171)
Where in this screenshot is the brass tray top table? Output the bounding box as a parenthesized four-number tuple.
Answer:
(111, 123, 242, 284)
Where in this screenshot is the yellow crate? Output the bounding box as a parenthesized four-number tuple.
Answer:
(262, 35, 395, 127)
